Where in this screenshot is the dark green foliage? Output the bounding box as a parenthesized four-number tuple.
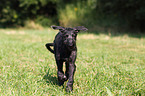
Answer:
(0, 0, 58, 27)
(35, 16, 58, 27)
(0, 0, 22, 27)
(0, 0, 145, 32)
(57, 0, 145, 32)
(98, 0, 145, 32)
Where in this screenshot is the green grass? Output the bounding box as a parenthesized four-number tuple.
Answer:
(0, 29, 145, 95)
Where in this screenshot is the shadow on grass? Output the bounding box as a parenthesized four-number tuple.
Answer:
(43, 70, 58, 85)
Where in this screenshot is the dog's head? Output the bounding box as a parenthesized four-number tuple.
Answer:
(51, 25, 88, 48)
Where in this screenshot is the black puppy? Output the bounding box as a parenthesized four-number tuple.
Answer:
(45, 25, 88, 92)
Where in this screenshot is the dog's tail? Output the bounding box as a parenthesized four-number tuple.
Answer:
(45, 43, 54, 54)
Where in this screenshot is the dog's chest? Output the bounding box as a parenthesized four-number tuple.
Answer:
(54, 33, 74, 61)
(59, 47, 71, 59)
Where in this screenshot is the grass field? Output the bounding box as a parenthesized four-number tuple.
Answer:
(0, 29, 145, 95)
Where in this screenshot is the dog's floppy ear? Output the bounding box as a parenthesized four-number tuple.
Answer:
(51, 25, 65, 32)
(74, 26, 88, 33)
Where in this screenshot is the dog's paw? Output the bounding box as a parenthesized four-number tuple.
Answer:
(58, 75, 67, 86)
(63, 75, 67, 81)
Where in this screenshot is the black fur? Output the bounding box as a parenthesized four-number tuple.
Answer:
(45, 25, 88, 92)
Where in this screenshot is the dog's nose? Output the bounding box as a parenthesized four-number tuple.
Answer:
(68, 39, 73, 46)
(68, 35, 72, 39)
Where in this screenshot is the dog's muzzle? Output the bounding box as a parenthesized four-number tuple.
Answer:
(67, 39, 74, 47)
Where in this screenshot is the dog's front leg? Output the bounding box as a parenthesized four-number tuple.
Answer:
(56, 60, 67, 86)
(66, 51, 77, 92)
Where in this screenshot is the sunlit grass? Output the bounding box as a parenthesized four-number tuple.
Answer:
(0, 29, 145, 95)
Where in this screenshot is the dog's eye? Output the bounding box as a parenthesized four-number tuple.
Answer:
(65, 35, 69, 37)
(75, 30, 79, 33)
(72, 34, 75, 37)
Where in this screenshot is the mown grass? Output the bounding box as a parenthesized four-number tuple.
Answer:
(0, 29, 145, 95)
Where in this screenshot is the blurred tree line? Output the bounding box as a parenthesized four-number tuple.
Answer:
(0, 0, 145, 32)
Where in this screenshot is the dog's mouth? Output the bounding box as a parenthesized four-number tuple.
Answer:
(68, 43, 73, 47)
(67, 44, 75, 49)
